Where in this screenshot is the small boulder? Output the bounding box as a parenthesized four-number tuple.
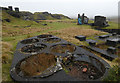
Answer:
(75, 35, 86, 41)
(4, 19, 10, 22)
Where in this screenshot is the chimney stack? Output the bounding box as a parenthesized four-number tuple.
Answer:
(8, 6, 13, 11)
(15, 7, 19, 12)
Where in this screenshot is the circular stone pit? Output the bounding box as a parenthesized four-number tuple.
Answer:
(37, 34, 53, 38)
(21, 44, 47, 53)
(15, 53, 56, 77)
(20, 38, 39, 44)
(65, 60, 105, 81)
(42, 38, 61, 43)
(50, 44, 76, 54)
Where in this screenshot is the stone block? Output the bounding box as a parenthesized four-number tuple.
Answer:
(106, 38, 120, 46)
(15, 7, 19, 12)
(99, 35, 109, 39)
(8, 6, 13, 11)
(107, 47, 116, 54)
(112, 33, 117, 36)
(75, 35, 86, 41)
(89, 40, 96, 46)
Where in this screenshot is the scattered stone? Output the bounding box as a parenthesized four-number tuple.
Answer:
(112, 33, 117, 36)
(89, 40, 96, 46)
(13, 26, 19, 28)
(51, 14, 61, 19)
(75, 35, 86, 41)
(117, 35, 120, 38)
(82, 68, 87, 73)
(118, 46, 120, 49)
(7, 11, 20, 18)
(106, 38, 120, 46)
(87, 46, 118, 61)
(24, 25, 31, 28)
(99, 35, 109, 39)
(4, 19, 10, 22)
(107, 47, 116, 54)
(89, 75, 94, 79)
(35, 20, 39, 23)
(43, 24, 47, 26)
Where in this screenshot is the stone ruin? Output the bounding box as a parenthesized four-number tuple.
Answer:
(8, 6, 13, 11)
(2, 6, 19, 12)
(77, 13, 89, 25)
(2, 6, 20, 18)
(93, 16, 109, 27)
(77, 14, 109, 27)
(2, 6, 34, 21)
(14, 7, 19, 12)
(81, 13, 89, 24)
(10, 34, 110, 82)
(75, 33, 119, 61)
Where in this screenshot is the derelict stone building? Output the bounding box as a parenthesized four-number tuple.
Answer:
(8, 6, 13, 11)
(15, 7, 19, 12)
(94, 16, 109, 27)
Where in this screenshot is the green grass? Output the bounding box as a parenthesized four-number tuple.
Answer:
(2, 62, 13, 82)
(102, 21, 118, 29)
(103, 65, 120, 82)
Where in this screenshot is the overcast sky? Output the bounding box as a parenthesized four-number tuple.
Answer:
(0, 0, 119, 18)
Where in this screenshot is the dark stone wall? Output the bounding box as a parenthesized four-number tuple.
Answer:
(15, 7, 19, 12)
(8, 6, 13, 11)
(94, 16, 109, 27)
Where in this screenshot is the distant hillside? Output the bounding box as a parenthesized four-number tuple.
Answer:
(33, 12, 70, 20)
(1, 6, 71, 21)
